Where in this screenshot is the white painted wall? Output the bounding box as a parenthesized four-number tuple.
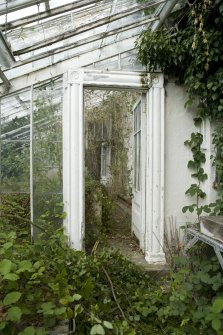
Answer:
(164, 79, 217, 237)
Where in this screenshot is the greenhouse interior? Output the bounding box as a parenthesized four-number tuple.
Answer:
(1, 0, 223, 334)
(0, 0, 178, 250)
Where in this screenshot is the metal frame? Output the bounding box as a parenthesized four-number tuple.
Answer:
(0, 1, 116, 31)
(185, 228, 223, 270)
(0, 0, 179, 93)
(0, 31, 15, 69)
(150, 0, 179, 31)
(14, 16, 158, 65)
(5, 36, 141, 91)
(13, 0, 162, 55)
(0, 68, 11, 88)
(0, 0, 47, 15)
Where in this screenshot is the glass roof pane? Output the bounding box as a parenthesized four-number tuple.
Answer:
(0, 4, 45, 24)
(6, 2, 113, 52)
(50, 0, 78, 9)
(0, 0, 170, 87)
(6, 0, 157, 54)
(1, 89, 30, 138)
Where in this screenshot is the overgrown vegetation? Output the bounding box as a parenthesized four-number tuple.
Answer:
(0, 204, 223, 334)
(136, 0, 223, 218)
(85, 90, 139, 197)
(85, 177, 114, 251)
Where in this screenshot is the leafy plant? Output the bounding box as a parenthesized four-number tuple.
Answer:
(182, 132, 210, 220)
(136, 0, 223, 215)
(85, 177, 114, 252)
(1, 199, 223, 335)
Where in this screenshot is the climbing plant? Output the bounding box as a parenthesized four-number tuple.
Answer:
(182, 132, 209, 219)
(136, 0, 223, 215)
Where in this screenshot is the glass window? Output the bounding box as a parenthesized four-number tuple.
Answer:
(133, 100, 141, 191)
(101, 143, 108, 178)
(33, 78, 63, 223)
(0, 89, 31, 193)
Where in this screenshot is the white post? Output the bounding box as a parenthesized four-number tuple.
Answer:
(145, 76, 166, 264)
(30, 85, 34, 239)
(63, 70, 84, 249)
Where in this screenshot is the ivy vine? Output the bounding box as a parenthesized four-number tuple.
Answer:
(136, 0, 223, 217)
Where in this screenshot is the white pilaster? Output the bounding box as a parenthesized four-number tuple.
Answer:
(63, 69, 84, 250)
(145, 78, 166, 264)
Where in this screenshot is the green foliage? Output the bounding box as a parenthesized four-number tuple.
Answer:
(182, 132, 209, 219)
(156, 252, 223, 334)
(137, 0, 223, 120)
(0, 193, 30, 231)
(0, 78, 63, 223)
(85, 177, 114, 251)
(85, 90, 138, 197)
(136, 0, 223, 214)
(1, 203, 223, 334)
(212, 124, 223, 193)
(0, 114, 30, 186)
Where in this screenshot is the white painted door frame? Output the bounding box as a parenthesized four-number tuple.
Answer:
(132, 95, 147, 251)
(63, 68, 165, 263)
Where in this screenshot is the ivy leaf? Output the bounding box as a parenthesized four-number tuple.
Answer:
(3, 273, 19, 281)
(0, 259, 12, 275)
(200, 272, 210, 284)
(3, 242, 13, 250)
(6, 306, 22, 322)
(59, 295, 74, 305)
(90, 324, 105, 335)
(17, 260, 33, 273)
(212, 298, 223, 313)
(103, 321, 113, 329)
(73, 294, 82, 301)
(0, 321, 6, 330)
(54, 307, 66, 315)
(39, 302, 55, 315)
(3, 292, 22, 305)
(81, 278, 94, 298)
(212, 318, 221, 331)
(182, 206, 189, 213)
(33, 261, 41, 269)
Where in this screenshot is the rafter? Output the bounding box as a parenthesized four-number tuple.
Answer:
(4, 35, 138, 92)
(0, 31, 15, 69)
(150, 0, 179, 30)
(16, 16, 158, 67)
(0, 68, 11, 88)
(0, 0, 47, 15)
(0, 0, 102, 31)
(13, 0, 164, 56)
(45, 0, 50, 12)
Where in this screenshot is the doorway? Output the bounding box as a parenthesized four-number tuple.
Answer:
(84, 89, 145, 254)
(63, 68, 165, 264)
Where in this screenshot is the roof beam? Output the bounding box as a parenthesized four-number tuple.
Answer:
(0, 31, 15, 69)
(16, 15, 158, 67)
(14, 0, 164, 55)
(0, 0, 47, 15)
(151, 0, 179, 31)
(0, 0, 101, 31)
(45, 0, 50, 12)
(4, 35, 139, 93)
(0, 68, 11, 88)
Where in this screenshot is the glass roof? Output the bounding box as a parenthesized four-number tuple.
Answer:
(0, 0, 179, 94)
